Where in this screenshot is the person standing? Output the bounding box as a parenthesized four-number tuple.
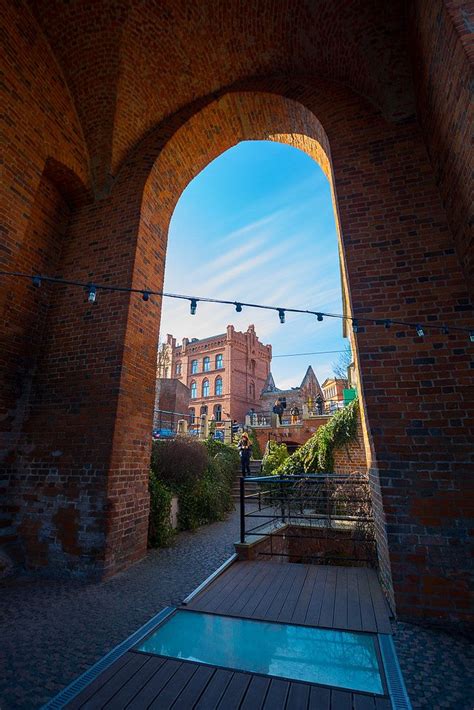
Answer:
(290, 404, 300, 424)
(238, 432, 252, 476)
(273, 399, 284, 426)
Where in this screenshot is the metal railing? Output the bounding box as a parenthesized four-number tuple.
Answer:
(247, 399, 345, 428)
(239, 474, 377, 566)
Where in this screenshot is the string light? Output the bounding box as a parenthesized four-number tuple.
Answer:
(0, 270, 472, 341)
(87, 285, 97, 304)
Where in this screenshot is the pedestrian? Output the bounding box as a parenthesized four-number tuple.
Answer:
(290, 404, 300, 424)
(272, 398, 284, 426)
(315, 394, 323, 415)
(238, 432, 252, 476)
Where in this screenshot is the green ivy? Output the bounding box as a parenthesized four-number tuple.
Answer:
(274, 399, 359, 475)
(148, 471, 174, 547)
(261, 441, 289, 475)
(247, 428, 263, 460)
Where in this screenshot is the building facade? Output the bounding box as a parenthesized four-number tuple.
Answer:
(321, 377, 348, 411)
(162, 325, 272, 424)
(259, 366, 324, 420)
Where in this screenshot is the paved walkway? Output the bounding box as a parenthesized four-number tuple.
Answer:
(1, 510, 472, 709)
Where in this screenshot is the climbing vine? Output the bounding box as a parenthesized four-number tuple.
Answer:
(274, 398, 359, 475)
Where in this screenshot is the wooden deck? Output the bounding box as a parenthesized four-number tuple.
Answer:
(64, 561, 393, 709)
(187, 561, 392, 634)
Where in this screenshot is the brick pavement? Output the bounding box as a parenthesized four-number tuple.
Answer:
(1, 510, 472, 709)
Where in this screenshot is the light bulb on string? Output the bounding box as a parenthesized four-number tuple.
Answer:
(190, 299, 197, 315)
(278, 309, 285, 324)
(235, 303, 242, 313)
(88, 285, 97, 304)
(352, 319, 359, 334)
(32, 275, 41, 288)
(384, 319, 392, 329)
(469, 330, 474, 343)
(316, 313, 323, 322)
(441, 326, 449, 335)
(142, 291, 150, 302)
(415, 324, 424, 337)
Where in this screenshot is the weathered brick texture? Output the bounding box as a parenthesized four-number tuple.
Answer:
(1, 0, 472, 624)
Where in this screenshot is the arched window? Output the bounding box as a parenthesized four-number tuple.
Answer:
(190, 381, 197, 399)
(215, 376, 223, 396)
(191, 359, 198, 374)
(202, 379, 210, 397)
(175, 362, 182, 376)
(214, 404, 222, 422)
(216, 354, 223, 369)
(188, 407, 195, 424)
(249, 381, 255, 399)
(200, 405, 208, 416)
(203, 356, 210, 372)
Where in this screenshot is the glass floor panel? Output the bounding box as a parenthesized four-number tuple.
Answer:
(136, 610, 384, 694)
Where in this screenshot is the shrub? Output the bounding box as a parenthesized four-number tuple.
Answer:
(261, 441, 289, 475)
(151, 436, 208, 487)
(247, 428, 263, 459)
(148, 470, 174, 547)
(274, 399, 359, 475)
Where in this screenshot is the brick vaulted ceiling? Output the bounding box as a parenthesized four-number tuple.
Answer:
(27, 0, 414, 194)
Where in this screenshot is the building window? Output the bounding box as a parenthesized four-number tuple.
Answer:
(191, 359, 199, 374)
(214, 404, 222, 422)
(203, 356, 210, 372)
(175, 362, 182, 376)
(200, 405, 208, 416)
(216, 354, 223, 369)
(202, 379, 210, 397)
(249, 381, 255, 399)
(188, 407, 195, 424)
(215, 376, 223, 396)
(190, 381, 197, 399)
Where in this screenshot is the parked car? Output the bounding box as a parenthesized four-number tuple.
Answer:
(152, 428, 175, 440)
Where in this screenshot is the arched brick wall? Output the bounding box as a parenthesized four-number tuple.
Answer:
(2, 0, 472, 623)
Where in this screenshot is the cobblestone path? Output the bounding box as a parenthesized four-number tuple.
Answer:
(1, 510, 472, 709)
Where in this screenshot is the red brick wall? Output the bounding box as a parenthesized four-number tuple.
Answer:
(154, 379, 190, 428)
(1, 1, 472, 624)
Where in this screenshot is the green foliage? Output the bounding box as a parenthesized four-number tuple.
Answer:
(274, 399, 359, 475)
(149, 437, 238, 539)
(148, 471, 174, 547)
(247, 428, 263, 460)
(262, 441, 289, 475)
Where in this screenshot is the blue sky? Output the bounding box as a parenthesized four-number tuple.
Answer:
(160, 140, 348, 388)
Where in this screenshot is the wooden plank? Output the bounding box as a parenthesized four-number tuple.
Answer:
(215, 672, 252, 709)
(240, 565, 288, 618)
(102, 656, 165, 709)
(330, 688, 353, 710)
(265, 564, 301, 621)
(190, 563, 257, 612)
(317, 566, 338, 628)
(290, 565, 320, 625)
(308, 684, 331, 710)
(366, 569, 392, 634)
(230, 562, 277, 617)
(148, 661, 199, 709)
(80, 652, 151, 709)
(169, 665, 215, 710)
(194, 669, 233, 710)
(278, 565, 310, 623)
(374, 698, 392, 709)
(240, 675, 271, 710)
(65, 652, 134, 708)
(346, 566, 363, 631)
(252, 564, 289, 619)
(214, 565, 263, 615)
(126, 659, 182, 709)
(333, 567, 348, 630)
(356, 568, 377, 633)
(262, 678, 290, 709)
(286, 682, 310, 709)
(353, 693, 376, 710)
(304, 566, 328, 626)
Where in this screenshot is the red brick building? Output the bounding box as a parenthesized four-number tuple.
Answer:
(162, 325, 271, 424)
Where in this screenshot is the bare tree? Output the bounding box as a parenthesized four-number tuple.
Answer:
(156, 342, 172, 378)
(332, 343, 352, 380)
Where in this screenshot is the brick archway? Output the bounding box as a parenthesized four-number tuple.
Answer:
(2, 48, 472, 622)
